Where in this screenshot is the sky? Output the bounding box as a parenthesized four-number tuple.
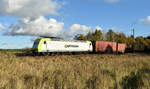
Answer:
(0, 0, 150, 49)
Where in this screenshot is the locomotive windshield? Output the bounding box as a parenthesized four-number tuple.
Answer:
(32, 39, 40, 48)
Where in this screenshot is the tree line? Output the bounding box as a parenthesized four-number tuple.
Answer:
(74, 29, 150, 52)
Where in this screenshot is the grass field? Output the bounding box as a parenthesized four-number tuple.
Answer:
(0, 51, 150, 89)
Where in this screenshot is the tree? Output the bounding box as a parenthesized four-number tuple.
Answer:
(126, 36, 135, 52)
(135, 36, 147, 51)
(146, 36, 150, 39)
(106, 29, 116, 41)
(126, 36, 134, 45)
(91, 29, 103, 41)
(86, 31, 93, 41)
(145, 39, 150, 51)
(115, 33, 127, 43)
(74, 34, 87, 41)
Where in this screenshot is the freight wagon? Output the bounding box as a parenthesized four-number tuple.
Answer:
(93, 41, 126, 53)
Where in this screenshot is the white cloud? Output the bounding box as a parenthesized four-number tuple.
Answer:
(104, 0, 119, 3)
(5, 16, 64, 37)
(4, 16, 95, 38)
(0, 0, 61, 17)
(140, 16, 150, 25)
(66, 24, 92, 37)
(95, 26, 103, 31)
(0, 0, 103, 39)
(110, 27, 117, 30)
(0, 23, 5, 30)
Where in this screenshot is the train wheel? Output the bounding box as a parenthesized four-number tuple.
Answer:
(50, 53, 56, 56)
(42, 52, 49, 56)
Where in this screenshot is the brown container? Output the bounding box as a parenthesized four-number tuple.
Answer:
(95, 41, 126, 53)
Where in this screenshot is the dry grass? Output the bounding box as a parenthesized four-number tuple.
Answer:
(0, 51, 150, 89)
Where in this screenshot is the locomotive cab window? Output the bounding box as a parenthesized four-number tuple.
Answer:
(44, 41, 46, 44)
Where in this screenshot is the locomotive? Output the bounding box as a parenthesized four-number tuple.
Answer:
(32, 37, 126, 55)
(32, 37, 93, 54)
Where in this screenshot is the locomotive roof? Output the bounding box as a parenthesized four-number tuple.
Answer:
(40, 36, 63, 39)
(40, 37, 88, 43)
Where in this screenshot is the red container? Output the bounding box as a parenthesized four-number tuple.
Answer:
(118, 43, 126, 53)
(95, 41, 126, 53)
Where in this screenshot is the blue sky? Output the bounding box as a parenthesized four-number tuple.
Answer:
(0, 0, 150, 49)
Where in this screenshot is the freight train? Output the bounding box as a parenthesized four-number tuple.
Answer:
(32, 37, 126, 55)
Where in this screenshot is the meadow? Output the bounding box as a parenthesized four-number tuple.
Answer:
(0, 51, 150, 89)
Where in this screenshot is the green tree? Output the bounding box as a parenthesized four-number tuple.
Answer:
(106, 29, 116, 41)
(91, 29, 103, 41)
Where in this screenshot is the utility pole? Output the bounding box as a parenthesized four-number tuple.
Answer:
(133, 29, 135, 40)
(132, 29, 135, 53)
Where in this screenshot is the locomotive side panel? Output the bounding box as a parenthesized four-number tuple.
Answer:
(44, 41, 93, 52)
